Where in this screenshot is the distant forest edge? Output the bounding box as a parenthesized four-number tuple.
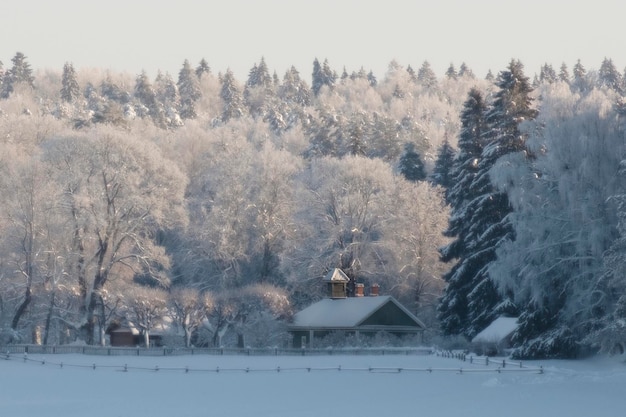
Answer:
(1, 52, 625, 359)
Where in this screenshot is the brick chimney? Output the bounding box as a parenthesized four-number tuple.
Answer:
(355, 283, 364, 297)
(370, 283, 379, 296)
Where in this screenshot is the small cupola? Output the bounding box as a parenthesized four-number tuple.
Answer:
(323, 268, 350, 299)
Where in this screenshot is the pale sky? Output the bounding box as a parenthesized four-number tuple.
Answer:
(0, 0, 623, 82)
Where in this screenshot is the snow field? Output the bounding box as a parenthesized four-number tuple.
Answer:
(1, 353, 625, 417)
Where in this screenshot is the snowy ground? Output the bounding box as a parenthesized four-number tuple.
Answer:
(1, 351, 626, 417)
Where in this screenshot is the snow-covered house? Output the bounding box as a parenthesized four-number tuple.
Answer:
(471, 316, 519, 355)
(288, 269, 426, 348)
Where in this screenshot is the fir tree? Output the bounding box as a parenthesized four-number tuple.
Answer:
(220, 69, 245, 122)
(598, 57, 622, 93)
(244, 57, 274, 118)
(539, 63, 557, 84)
(155, 71, 182, 127)
(100, 75, 130, 103)
(61, 62, 80, 103)
(246, 57, 272, 89)
(134, 70, 166, 128)
(406, 65, 417, 83)
(465, 60, 536, 335)
(437, 88, 488, 336)
(459, 63, 474, 78)
(340, 66, 349, 82)
(177, 59, 201, 119)
(1, 52, 35, 98)
(558, 62, 570, 83)
(417, 61, 438, 89)
(367, 71, 377, 87)
(304, 105, 342, 158)
(572, 59, 588, 92)
(431, 138, 456, 189)
(445, 63, 458, 80)
(312, 58, 336, 96)
(278, 66, 311, 107)
(196, 58, 211, 79)
(399, 142, 426, 181)
(344, 110, 369, 157)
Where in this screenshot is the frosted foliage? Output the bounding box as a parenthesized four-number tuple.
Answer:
(491, 87, 623, 336)
(285, 156, 448, 311)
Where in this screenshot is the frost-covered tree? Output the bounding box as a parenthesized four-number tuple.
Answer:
(491, 86, 623, 358)
(195, 58, 211, 79)
(343, 110, 369, 157)
(592, 159, 626, 354)
(1, 52, 35, 98)
(312, 58, 336, 96)
(134, 70, 166, 128)
(367, 70, 377, 87)
(417, 61, 438, 90)
(244, 57, 275, 118)
(367, 112, 402, 162)
(459, 62, 474, 79)
(539, 63, 557, 84)
(304, 104, 343, 159)
(155, 71, 182, 127)
(122, 285, 168, 348)
(278, 66, 311, 107)
(177, 59, 202, 119)
(220, 69, 245, 122)
(437, 88, 487, 336)
(61, 62, 80, 103)
(439, 61, 536, 339)
(42, 129, 187, 344)
(558, 63, 570, 83)
(598, 57, 622, 94)
(464, 60, 536, 333)
(246, 57, 272, 90)
(445, 63, 458, 80)
(572, 59, 588, 92)
(169, 287, 212, 347)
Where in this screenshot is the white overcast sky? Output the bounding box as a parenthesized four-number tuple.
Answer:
(0, 0, 623, 82)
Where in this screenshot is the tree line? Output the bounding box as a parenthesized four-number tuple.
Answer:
(0, 52, 625, 358)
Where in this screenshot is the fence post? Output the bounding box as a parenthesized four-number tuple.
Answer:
(502, 360, 506, 368)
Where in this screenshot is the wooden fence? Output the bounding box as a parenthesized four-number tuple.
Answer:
(1, 346, 544, 375)
(0, 344, 433, 357)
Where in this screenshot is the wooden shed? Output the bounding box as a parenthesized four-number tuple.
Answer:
(471, 316, 519, 356)
(109, 327, 139, 347)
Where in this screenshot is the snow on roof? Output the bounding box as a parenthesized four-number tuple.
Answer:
(292, 296, 391, 328)
(291, 295, 423, 329)
(471, 316, 519, 344)
(323, 268, 350, 283)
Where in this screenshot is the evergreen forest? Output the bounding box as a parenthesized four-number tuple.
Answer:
(1, 52, 625, 359)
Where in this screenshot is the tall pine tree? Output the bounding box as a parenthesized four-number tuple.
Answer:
(177, 59, 201, 119)
(61, 62, 80, 103)
(439, 61, 537, 339)
(220, 69, 245, 122)
(1, 52, 35, 98)
(438, 88, 488, 336)
(465, 60, 536, 336)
